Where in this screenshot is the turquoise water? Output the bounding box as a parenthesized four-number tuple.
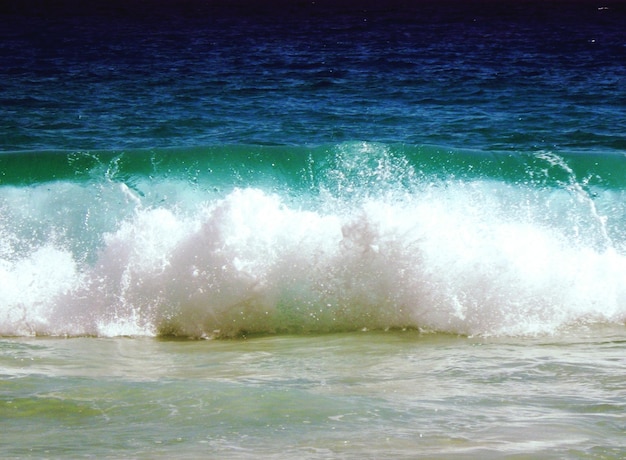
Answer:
(1, 0, 626, 457)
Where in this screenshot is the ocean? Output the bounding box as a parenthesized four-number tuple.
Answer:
(1, 0, 625, 457)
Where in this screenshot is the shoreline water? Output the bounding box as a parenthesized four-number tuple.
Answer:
(2, 329, 625, 459)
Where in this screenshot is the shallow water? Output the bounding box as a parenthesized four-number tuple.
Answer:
(2, 330, 625, 459)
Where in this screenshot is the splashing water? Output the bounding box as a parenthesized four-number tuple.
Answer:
(1, 143, 625, 338)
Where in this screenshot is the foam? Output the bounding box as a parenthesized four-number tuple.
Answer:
(0, 245, 79, 336)
(1, 167, 625, 338)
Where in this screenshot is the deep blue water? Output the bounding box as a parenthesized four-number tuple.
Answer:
(1, 0, 625, 151)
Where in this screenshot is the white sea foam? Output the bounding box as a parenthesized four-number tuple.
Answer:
(0, 245, 79, 336)
(1, 173, 625, 338)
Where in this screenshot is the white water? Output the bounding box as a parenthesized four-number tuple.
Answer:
(1, 175, 625, 338)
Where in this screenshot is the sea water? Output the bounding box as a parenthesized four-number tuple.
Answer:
(1, 332, 624, 459)
(1, 0, 625, 458)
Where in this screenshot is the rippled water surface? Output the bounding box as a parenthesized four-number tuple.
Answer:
(2, 331, 625, 459)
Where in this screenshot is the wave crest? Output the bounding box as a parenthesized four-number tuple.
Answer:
(1, 143, 625, 338)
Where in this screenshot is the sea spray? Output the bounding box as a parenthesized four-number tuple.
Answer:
(1, 143, 625, 337)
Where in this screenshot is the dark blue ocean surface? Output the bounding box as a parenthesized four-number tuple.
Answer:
(1, 0, 625, 151)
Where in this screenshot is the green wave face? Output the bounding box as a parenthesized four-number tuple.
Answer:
(2, 143, 626, 189)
